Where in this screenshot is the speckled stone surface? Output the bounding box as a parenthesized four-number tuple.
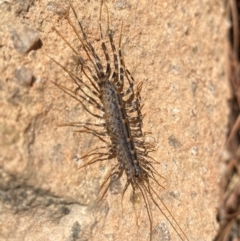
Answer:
(0, 0, 229, 241)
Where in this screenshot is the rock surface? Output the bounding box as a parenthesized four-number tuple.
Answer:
(0, 0, 229, 241)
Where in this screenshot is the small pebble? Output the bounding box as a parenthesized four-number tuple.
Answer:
(47, 2, 68, 16)
(14, 66, 34, 87)
(168, 134, 182, 149)
(114, 0, 131, 10)
(191, 146, 198, 155)
(15, 0, 34, 14)
(11, 26, 40, 53)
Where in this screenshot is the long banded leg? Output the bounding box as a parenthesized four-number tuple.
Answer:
(50, 53, 101, 100)
(80, 146, 109, 158)
(102, 3, 123, 89)
(128, 116, 143, 123)
(99, 0, 111, 78)
(132, 138, 147, 147)
(138, 155, 161, 166)
(74, 126, 108, 142)
(81, 153, 109, 164)
(58, 122, 106, 128)
(121, 82, 134, 97)
(54, 4, 103, 88)
(79, 156, 110, 169)
(59, 122, 106, 138)
(131, 131, 145, 138)
(98, 164, 120, 201)
(67, 0, 105, 80)
(125, 98, 141, 108)
(75, 84, 104, 111)
(129, 125, 143, 132)
(50, 57, 103, 112)
(147, 173, 165, 189)
(117, 25, 136, 99)
(109, 31, 121, 88)
(52, 81, 104, 118)
(128, 116, 143, 128)
(118, 21, 125, 90)
(74, 125, 106, 135)
(126, 105, 141, 114)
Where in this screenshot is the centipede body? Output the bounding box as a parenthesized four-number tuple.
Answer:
(51, 1, 189, 240)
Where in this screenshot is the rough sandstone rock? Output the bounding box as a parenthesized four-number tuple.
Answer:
(0, 0, 229, 241)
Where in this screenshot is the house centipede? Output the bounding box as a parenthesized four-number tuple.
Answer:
(51, 1, 189, 240)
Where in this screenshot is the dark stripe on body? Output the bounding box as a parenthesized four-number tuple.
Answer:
(100, 80, 140, 178)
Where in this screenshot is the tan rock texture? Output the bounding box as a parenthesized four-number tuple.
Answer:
(0, 0, 229, 241)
